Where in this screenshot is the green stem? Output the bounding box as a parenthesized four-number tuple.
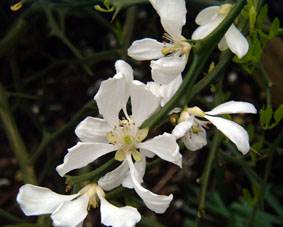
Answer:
(0, 84, 37, 184)
(66, 158, 116, 185)
(246, 130, 283, 226)
(194, 132, 222, 227)
(257, 64, 272, 108)
(30, 100, 97, 163)
(142, 0, 246, 129)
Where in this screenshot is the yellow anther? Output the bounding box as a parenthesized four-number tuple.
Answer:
(136, 128, 149, 142)
(218, 4, 233, 16)
(123, 135, 132, 145)
(132, 149, 142, 162)
(115, 149, 126, 161)
(10, 1, 23, 11)
(187, 107, 205, 117)
(161, 47, 172, 56)
(106, 131, 118, 144)
(170, 114, 179, 126)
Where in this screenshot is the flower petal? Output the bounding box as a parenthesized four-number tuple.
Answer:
(130, 81, 160, 127)
(75, 117, 111, 143)
(127, 155, 173, 213)
(94, 77, 129, 126)
(98, 160, 129, 191)
(205, 115, 250, 154)
(56, 142, 117, 177)
(122, 155, 146, 189)
(218, 37, 229, 51)
(192, 16, 223, 40)
(172, 117, 194, 139)
(114, 60, 134, 81)
(137, 133, 182, 167)
(182, 126, 207, 151)
(195, 6, 219, 25)
(149, 0, 186, 39)
(128, 38, 165, 60)
(16, 184, 78, 216)
(225, 24, 249, 58)
(151, 55, 187, 84)
(205, 101, 257, 116)
(51, 194, 89, 227)
(98, 193, 141, 227)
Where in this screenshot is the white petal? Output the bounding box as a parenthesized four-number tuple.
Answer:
(98, 160, 129, 191)
(191, 16, 223, 40)
(195, 6, 219, 25)
(16, 184, 78, 216)
(151, 55, 187, 84)
(137, 133, 182, 167)
(114, 60, 134, 81)
(98, 194, 141, 227)
(225, 24, 249, 58)
(56, 142, 117, 177)
(172, 118, 194, 139)
(94, 77, 129, 126)
(75, 117, 111, 143)
(51, 194, 89, 227)
(128, 38, 165, 61)
(149, 0, 186, 39)
(127, 156, 173, 213)
(130, 81, 160, 127)
(205, 116, 250, 154)
(159, 75, 182, 106)
(182, 126, 207, 151)
(218, 37, 229, 51)
(122, 155, 146, 189)
(205, 101, 257, 116)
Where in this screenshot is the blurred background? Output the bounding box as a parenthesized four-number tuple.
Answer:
(0, 0, 283, 226)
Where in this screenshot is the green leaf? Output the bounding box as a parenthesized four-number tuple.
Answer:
(268, 18, 281, 39)
(256, 5, 268, 30)
(260, 107, 273, 129)
(274, 104, 283, 122)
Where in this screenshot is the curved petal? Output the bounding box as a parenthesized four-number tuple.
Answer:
(98, 160, 129, 191)
(205, 101, 257, 116)
(16, 184, 78, 216)
(182, 126, 207, 151)
(195, 6, 219, 25)
(127, 155, 173, 213)
(137, 133, 182, 167)
(115, 60, 134, 81)
(98, 194, 141, 227)
(128, 38, 165, 61)
(172, 117, 194, 139)
(130, 81, 160, 127)
(122, 155, 146, 189)
(205, 115, 250, 154)
(56, 142, 117, 177)
(160, 75, 182, 106)
(94, 77, 129, 126)
(191, 16, 223, 40)
(149, 0, 186, 39)
(225, 24, 249, 58)
(218, 37, 229, 51)
(151, 55, 187, 84)
(51, 194, 89, 227)
(75, 117, 111, 143)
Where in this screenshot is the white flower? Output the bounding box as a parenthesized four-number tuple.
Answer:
(147, 75, 182, 107)
(172, 101, 257, 154)
(192, 4, 249, 58)
(56, 60, 182, 213)
(128, 0, 190, 84)
(16, 183, 141, 227)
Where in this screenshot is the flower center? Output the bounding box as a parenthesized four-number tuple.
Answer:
(161, 34, 191, 56)
(106, 119, 149, 162)
(79, 183, 105, 209)
(218, 3, 233, 16)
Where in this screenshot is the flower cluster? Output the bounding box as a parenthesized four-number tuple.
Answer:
(16, 1, 256, 227)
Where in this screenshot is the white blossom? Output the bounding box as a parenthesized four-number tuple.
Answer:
(172, 101, 257, 154)
(128, 0, 190, 84)
(192, 4, 249, 58)
(17, 184, 141, 227)
(56, 60, 182, 213)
